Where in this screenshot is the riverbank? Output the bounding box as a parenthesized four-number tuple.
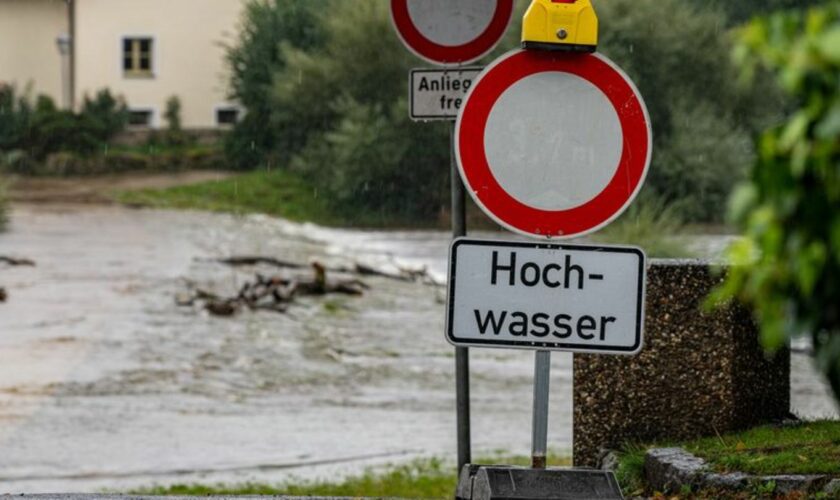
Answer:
(616, 420, 840, 498)
(5, 170, 728, 259)
(132, 454, 571, 498)
(134, 420, 840, 499)
(109, 169, 711, 256)
(3, 171, 234, 205)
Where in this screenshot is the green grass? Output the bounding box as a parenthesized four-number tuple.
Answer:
(686, 420, 840, 476)
(113, 168, 434, 228)
(113, 167, 703, 241)
(114, 168, 342, 226)
(593, 197, 694, 258)
(132, 454, 571, 498)
(615, 420, 840, 497)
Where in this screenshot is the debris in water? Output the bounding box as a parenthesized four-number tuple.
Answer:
(0, 256, 36, 267)
(0, 287, 7, 302)
(213, 255, 437, 284)
(179, 262, 368, 317)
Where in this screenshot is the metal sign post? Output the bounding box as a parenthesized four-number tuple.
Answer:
(393, 1, 515, 474)
(394, 3, 653, 496)
(531, 350, 551, 469)
(450, 124, 471, 470)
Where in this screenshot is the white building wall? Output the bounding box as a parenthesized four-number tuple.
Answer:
(74, 0, 245, 129)
(0, 0, 67, 104)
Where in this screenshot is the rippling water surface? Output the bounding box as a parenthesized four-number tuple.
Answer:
(0, 204, 836, 493)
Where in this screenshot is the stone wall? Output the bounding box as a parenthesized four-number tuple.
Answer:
(573, 260, 790, 467)
(112, 128, 227, 147)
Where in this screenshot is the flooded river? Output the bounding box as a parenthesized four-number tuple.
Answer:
(1, 204, 837, 493)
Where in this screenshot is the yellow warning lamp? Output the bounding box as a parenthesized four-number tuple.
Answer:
(522, 0, 599, 53)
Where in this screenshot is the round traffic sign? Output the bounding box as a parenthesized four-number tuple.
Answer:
(455, 49, 652, 239)
(390, 0, 514, 66)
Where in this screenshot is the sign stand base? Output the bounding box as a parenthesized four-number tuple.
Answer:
(456, 465, 624, 500)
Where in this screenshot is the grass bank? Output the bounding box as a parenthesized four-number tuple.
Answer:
(616, 420, 840, 497)
(113, 168, 438, 228)
(133, 454, 571, 498)
(114, 168, 696, 258)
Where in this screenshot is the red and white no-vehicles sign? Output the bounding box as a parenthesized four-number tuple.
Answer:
(390, 0, 514, 66)
(456, 49, 653, 239)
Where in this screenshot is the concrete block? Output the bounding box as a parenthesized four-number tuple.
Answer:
(574, 261, 790, 467)
(644, 447, 707, 492)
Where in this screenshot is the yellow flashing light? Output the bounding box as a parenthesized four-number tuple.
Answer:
(522, 0, 599, 53)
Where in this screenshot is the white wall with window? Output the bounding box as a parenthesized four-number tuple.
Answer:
(122, 37, 154, 78)
(74, 0, 246, 129)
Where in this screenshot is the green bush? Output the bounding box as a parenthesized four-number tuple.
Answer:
(713, 4, 840, 402)
(0, 177, 8, 232)
(1, 146, 224, 177)
(80, 89, 130, 138)
(160, 95, 191, 147)
(0, 85, 129, 165)
(596, 0, 783, 222)
(685, 0, 826, 25)
(224, 0, 328, 169)
(593, 196, 692, 258)
(0, 84, 34, 152)
(225, 0, 796, 223)
(274, 1, 450, 219)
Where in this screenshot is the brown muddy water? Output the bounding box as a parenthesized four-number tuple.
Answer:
(0, 204, 837, 493)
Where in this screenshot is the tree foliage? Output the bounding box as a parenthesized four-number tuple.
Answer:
(225, 0, 803, 222)
(686, 0, 826, 25)
(0, 177, 7, 231)
(224, 0, 328, 169)
(713, 4, 840, 401)
(276, 1, 449, 220)
(597, 0, 780, 221)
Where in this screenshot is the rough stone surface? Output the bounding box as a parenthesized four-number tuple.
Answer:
(761, 475, 831, 495)
(644, 447, 837, 496)
(644, 447, 708, 492)
(598, 449, 620, 472)
(702, 472, 750, 490)
(824, 479, 840, 495)
(573, 261, 791, 467)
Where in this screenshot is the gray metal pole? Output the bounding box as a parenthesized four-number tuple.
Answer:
(531, 350, 551, 469)
(450, 123, 471, 471)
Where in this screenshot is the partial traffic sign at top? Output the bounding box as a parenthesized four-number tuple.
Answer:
(456, 50, 653, 240)
(390, 0, 514, 66)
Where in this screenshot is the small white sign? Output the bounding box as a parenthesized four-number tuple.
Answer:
(410, 68, 482, 121)
(446, 239, 646, 355)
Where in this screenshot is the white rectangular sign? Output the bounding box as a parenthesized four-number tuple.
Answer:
(409, 67, 482, 121)
(446, 239, 646, 355)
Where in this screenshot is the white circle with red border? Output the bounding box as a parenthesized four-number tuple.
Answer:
(455, 49, 653, 239)
(390, 0, 514, 66)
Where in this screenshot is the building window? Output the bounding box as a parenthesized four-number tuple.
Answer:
(128, 110, 153, 128)
(123, 38, 153, 77)
(216, 107, 240, 126)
